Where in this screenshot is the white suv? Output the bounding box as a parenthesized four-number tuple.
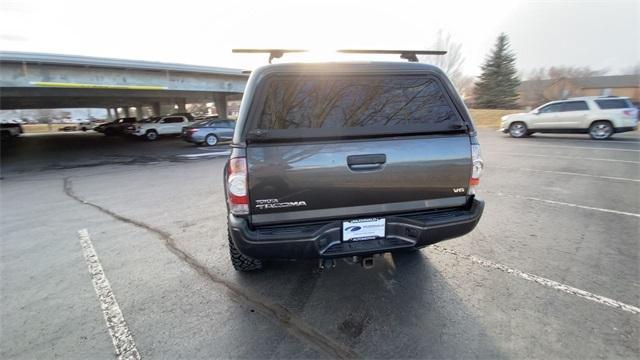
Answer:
(130, 115, 192, 141)
(500, 96, 638, 140)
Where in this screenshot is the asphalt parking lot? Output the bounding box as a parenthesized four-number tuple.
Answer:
(1, 129, 639, 359)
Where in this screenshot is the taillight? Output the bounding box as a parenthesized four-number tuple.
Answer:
(227, 157, 249, 215)
(470, 144, 483, 188)
(623, 109, 637, 118)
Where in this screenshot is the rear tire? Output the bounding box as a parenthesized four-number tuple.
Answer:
(508, 122, 528, 138)
(589, 121, 613, 140)
(145, 130, 158, 141)
(228, 230, 262, 271)
(204, 134, 218, 146)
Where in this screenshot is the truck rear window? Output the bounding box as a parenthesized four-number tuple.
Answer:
(595, 99, 633, 109)
(250, 75, 464, 139)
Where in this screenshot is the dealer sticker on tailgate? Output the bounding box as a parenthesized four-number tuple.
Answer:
(342, 218, 386, 241)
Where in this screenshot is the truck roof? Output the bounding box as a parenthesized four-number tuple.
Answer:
(250, 61, 447, 77)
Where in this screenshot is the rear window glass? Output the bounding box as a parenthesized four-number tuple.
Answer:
(595, 99, 632, 109)
(252, 75, 463, 137)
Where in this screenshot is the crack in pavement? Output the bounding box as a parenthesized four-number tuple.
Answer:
(63, 177, 359, 359)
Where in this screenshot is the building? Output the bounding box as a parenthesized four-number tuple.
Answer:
(518, 74, 640, 108)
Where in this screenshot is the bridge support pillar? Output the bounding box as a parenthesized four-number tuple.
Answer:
(152, 102, 161, 116)
(135, 105, 143, 119)
(106, 108, 113, 120)
(160, 104, 174, 115)
(176, 98, 187, 113)
(124, 107, 131, 117)
(213, 93, 227, 118)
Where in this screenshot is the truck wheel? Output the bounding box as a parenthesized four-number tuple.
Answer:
(508, 122, 528, 138)
(204, 134, 218, 146)
(145, 130, 158, 141)
(228, 231, 262, 271)
(589, 121, 613, 140)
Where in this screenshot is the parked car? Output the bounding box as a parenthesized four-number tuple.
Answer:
(195, 115, 219, 121)
(500, 96, 638, 140)
(139, 116, 162, 123)
(224, 61, 485, 271)
(123, 117, 162, 133)
(0, 123, 23, 140)
(94, 117, 137, 136)
(77, 121, 96, 131)
(130, 115, 192, 140)
(182, 119, 235, 146)
(168, 112, 196, 121)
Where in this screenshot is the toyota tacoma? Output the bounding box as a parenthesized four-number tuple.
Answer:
(224, 58, 485, 271)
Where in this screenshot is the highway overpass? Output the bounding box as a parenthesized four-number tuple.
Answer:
(0, 51, 249, 118)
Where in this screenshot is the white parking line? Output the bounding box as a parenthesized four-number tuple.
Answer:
(491, 166, 640, 183)
(432, 245, 640, 315)
(491, 132, 640, 144)
(179, 151, 231, 158)
(488, 151, 640, 164)
(491, 192, 640, 218)
(197, 147, 229, 151)
(78, 229, 140, 360)
(513, 144, 640, 152)
(525, 138, 640, 145)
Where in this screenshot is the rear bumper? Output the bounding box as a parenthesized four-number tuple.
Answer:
(228, 198, 484, 260)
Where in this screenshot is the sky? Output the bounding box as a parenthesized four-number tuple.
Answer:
(0, 0, 638, 77)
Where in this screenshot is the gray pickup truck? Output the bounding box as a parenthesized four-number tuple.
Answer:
(224, 61, 484, 271)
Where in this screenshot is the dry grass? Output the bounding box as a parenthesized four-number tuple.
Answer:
(21, 124, 75, 133)
(469, 109, 523, 128)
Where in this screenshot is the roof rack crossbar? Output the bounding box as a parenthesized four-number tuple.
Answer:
(232, 49, 308, 63)
(232, 49, 446, 63)
(337, 49, 447, 62)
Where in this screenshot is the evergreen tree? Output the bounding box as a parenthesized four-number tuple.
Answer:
(474, 33, 521, 109)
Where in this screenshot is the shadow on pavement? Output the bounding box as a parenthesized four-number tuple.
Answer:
(0, 132, 230, 174)
(233, 251, 504, 359)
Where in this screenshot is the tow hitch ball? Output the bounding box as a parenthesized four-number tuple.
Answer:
(319, 258, 336, 269)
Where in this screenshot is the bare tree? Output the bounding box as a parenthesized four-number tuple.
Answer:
(519, 66, 611, 107)
(420, 30, 472, 96)
(526, 66, 608, 80)
(455, 75, 475, 99)
(621, 63, 640, 75)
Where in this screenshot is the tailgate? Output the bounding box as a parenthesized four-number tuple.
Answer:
(247, 134, 471, 225)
